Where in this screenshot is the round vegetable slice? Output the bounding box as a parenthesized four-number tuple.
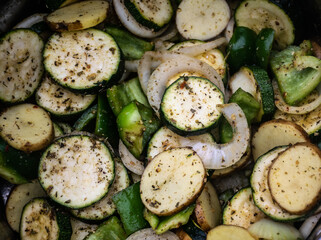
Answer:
(160, 76, 224, 136)
(140, 147, 206, 216)
(0, 29, 44, 103)
(268, 142, 321, 214)
(235, 0, 295, 50)
(207, 225, 255, 240)
(252, 119, 309, 161)
(39, 134, 114, 209)
(36, 76, 96, 117)
(0, 104, 53, 152)
(251, 146, 304, 222)
(45, 1, 109, 31)
(176, 0, 230, 40)
(43, 28, 123, 94)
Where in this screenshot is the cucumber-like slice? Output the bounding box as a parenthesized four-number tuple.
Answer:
(235, 0, 295, 49)
(0, 29, 44, 103)
(140, 147, 206, 216)
(43, 29, 123, 94)
(123, 0, 173, 31)
(70, 160, 130, 220)
(20, 198, 72, 240)
(113, 0, 168, 38)
(45, 1, 109, 31)
(6, 180, 46, 232)
(39, 134, 115, 209)
(248, 218, 304, 240)
(268, 142, 321, 214)
(0, 104, 53, 152)
(36, 76, 96, 118)
(176, 0, 230, 40)
(222, 187, 265, 229)
(229, 66, 275, 122)
(160, 76, 224, 136)
(251, 146, 304, 222)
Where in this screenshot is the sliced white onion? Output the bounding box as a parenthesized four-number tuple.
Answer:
(224, 17, 235, 42)
(113, 0, 167, 38)
(172, 37, 228, 57)
(299, 212, 321, 239)
(204, 103, 250, 169)
(14, 13, 47, 29)
(273, 81, 321, 114)
(146, 55, 224, 113)
(138, 51, 181, 94)
(118, 140, 144, 175)
(126, 228, 179, 240)
(154, 23, 178, 42)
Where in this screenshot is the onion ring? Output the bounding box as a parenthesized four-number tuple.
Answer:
(118, 140, 144, 175)
(273, 81, 321, 114)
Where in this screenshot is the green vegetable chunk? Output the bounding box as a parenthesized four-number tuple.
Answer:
(117, 101, 161, 159)
(112, 182, 149, 235)
(226, 26, 257, 73)
(85, 216, 127, 240)
(220, 88, 260, 143)
(104, 26, 154, 60)
(155, 204, 195, 234)
(256, 28, 275, 70)
(107, 77, 150, 117)
(95, 92, 119, 149)
(271, 40, 321, 105)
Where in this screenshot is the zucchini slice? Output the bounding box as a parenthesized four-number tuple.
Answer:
(0, 104, 54, 152)
(251, 146, 304, 222)
(123, 0, 173, 31)
(248, 218, 304, 240)
(268, 142, 321, 215)
(251, 119, 310, 161)
(20, 198, 71, 240)
(36, 76, 96, 117)
(39, 134, 115, 209)
(6, 180, 47, 232)
(160, 76, 224, 136)
(113, 0, 168, 38)
(0, 29, 44, 103)
(45, 1, 109, 31)
(235, 0, 295, 49)
(228, 66, 275, 121)
(207, 225, 255, 240)
(222, 187, 265, 229)
(176, 0, 230, 40)
(147, 126, 215, 164)
(70, 160, 130, 220)
(140, 147, 206, 216)
(43, 29, 123, 94)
